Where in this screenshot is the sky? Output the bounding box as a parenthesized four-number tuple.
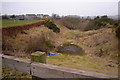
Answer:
(1, 0, 119, 16)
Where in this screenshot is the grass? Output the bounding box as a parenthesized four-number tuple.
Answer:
(1, 20, 40, 27)
(2, 54, 118, 78)
(2, 20, 118, 77)
(2, 67, 32, 78)
(47, 54, 118, 76)
(3, 26, 56, 55)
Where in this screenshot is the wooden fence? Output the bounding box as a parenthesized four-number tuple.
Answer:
(0, 54, 118, 79)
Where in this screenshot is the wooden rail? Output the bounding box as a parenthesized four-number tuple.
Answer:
(1, 54, 118, 79)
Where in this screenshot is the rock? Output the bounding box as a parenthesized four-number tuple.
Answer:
(57, 44, 84, 55)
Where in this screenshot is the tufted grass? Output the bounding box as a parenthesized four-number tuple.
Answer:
(47, 53, 118, 76)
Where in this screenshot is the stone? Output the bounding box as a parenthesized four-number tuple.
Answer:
(57, 45, 84, 55)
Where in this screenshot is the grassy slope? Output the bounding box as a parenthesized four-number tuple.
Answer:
(46, 20, 118, 76)
(1, 20, 40, 27)
(2, 20, 118, 77)
(47, 54, 118, 76)
(55, 20, 118, 58)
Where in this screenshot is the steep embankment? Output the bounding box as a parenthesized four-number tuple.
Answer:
(3, 19, 118, 60)
(45, 20, 118, 76)
(54, 20, 118, 60)
(2, 20, 45, 37)
(2, 20, 118, 76)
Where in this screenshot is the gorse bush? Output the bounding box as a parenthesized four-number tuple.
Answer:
(61, 15, 118, 31)
(44, 19, 60, 33)
(93, 15, 118, 29)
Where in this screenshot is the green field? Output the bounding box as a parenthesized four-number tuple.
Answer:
(1, 20, 40, 27)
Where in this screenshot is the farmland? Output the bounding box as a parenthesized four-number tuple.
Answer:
(1, 20, 40, 27)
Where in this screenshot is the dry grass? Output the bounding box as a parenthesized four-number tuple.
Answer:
(3, 26, 57, 57)
(47, 54, 118, 76)
(46, 20, 118, 76)
(2, 20, 118, 77)
(3, 67, 32, 78)
(54, 21, 118, 60)
(77, 28, 118, 59)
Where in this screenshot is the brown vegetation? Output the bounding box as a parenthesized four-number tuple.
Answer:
(2, 21, 45, 37)
(2, 19, 119, 77)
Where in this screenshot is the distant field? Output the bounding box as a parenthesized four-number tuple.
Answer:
(1, 20, 40, 27)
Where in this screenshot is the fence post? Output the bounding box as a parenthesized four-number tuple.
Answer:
(31, 51, 46, 80)
(0, 54, 2, 79)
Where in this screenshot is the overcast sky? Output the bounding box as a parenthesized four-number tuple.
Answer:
(1, 0, 119, 16)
